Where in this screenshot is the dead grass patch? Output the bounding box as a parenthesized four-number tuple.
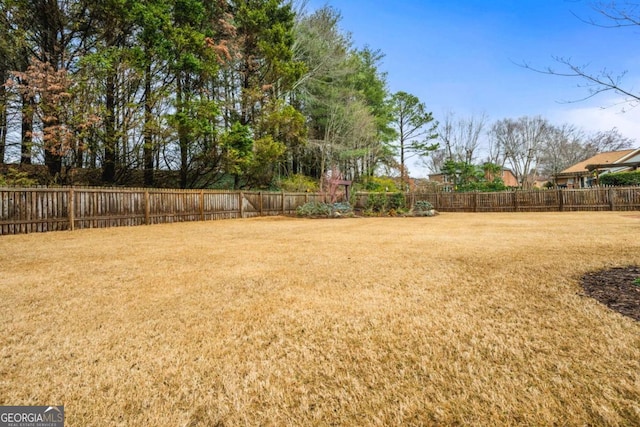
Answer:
(1, 212, 639, 426)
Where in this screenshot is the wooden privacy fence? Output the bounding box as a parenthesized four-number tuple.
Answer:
(0, 187, 323, 235)
(415, 187, 639, 213)
(2, 186, 639, 235)
(353, 186, 640, 213)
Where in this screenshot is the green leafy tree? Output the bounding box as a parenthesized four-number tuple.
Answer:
(245, 136, 287, 188)
(131, 0, 174, 186)
(442, 160, 480, 188)
(441, 160, 507, 192)
(168, 0, 222, 188)
(220, 121, 253, 187)
(84, 0, 138, 183)
(346, 47, 395, 178)
(293, 7, 389, 182)
(255, 99, 307, 180)
(389, 91, 438, 186)
(6, 0, 90, 171)
(233, 0, 305, 125)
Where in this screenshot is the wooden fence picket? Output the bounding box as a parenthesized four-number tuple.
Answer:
(1, 186, 639, 235)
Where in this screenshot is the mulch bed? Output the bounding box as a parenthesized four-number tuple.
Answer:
(581, 266, 640, 322)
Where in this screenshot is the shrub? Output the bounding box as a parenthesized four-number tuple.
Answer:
(279, 174, 319, 192)
(412, 200, 437, 217)
(331, 202, 353, 216)
(600, 171, 640, 187)
(296, 201, 332, 217)
(456, 178, 507, 192)
(362, 176, 400, 192)
(366, 192, 388, 213)
(364, 192, 407, 215)
(388, 192, 406, 211)
(296, 201, 353, 218)
(0, 168, 38, 187)
(414, 200, 434, 211)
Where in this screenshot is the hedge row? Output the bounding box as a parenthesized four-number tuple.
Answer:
(600, 171, 640, 186)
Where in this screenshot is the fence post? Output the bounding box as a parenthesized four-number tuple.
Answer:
(282, 190, 286, 215)
(473, 192, 478, 213)
(558, 189, 563, 212)
(68, 188, 75, 231)
(609, 188, 615, 211)
(239, 192, 244, 218)
(200, 190, 205, 221)
(259, 191, 263, 216)
(144, 191, 150, 225)
(512, 191, 518, 212)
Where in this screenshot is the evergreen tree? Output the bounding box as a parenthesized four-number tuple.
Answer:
(389, 91, 438, 186)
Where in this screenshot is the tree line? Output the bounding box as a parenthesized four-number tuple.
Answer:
(0, 0, 635, 190)
(426, 113, 634, 189)
(0, 0, 413, 188)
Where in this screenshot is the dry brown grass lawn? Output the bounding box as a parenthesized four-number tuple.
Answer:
(1, 212, 639, 426)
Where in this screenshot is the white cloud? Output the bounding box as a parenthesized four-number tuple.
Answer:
(552, 101, 640, 144)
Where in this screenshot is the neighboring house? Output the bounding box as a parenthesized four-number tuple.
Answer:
(489, 168, 519, 187)
(427, 173, 447, 184)
(554, 148, 640, 188)
(428, 168, 519, 189)
(531, 176, 551, 189)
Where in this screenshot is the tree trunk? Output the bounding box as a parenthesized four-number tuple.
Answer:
(400, 138, 406, 186)
(20, 92, 33, 165)
(0, 72, 6, 164)
(177, 75, 189, 189)
(75, 139, 84, 168)
(102, 71, 116, 183)
(43, 108, 62, 177)
(44, 147, 62, 177)
(143, 61, 154, 187)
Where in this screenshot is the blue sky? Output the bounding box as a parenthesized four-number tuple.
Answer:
(303, 0, 640, 175)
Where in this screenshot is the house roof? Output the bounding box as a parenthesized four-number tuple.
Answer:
(558, 149, 639, 175)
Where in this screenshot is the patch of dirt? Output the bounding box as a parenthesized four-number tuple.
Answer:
(581, 266, 640, 322)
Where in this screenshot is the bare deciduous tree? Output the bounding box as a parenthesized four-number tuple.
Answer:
(535, 124, 634, 179)
(583, 127, 634, 153)
(489, 116, 551, 188)
(438, 111, 487, 164)
(538, 124, 586, 178)
(426, 112, 487, 175)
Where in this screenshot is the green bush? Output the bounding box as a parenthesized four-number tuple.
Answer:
(0, 168, 38, 187)
(414, 200, 434, 211)
(278, 174, 319, 192)
(366, 192, 388, 213)
(365, 192, 406, 215)
(600, 171, 640, 187)
(411, 200, 436, 217)
(296, 201, 353, 217)
(388, 192, 406, 210)
(331, 202, 353, 215)
(456, 178, 507, 192)
(362, 176, 399, 192)
(296, 201, 332, 217)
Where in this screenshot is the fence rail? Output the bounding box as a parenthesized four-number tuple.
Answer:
(1, 186, 639, 235)
(391, 186, 640, 213)
(0, 187, 323, 235)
